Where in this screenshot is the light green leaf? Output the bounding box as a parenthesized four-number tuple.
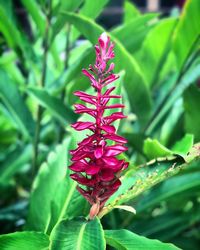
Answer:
(137, 18, 176, 87)
(28, 87, 77, 125)
(172, 133, 194, 157)
(50, 217, 106, 250)
(136, 159, 200, 213)
(0, 231, 49, 250)
(143, 138, 173, 160)
(61, 12, 152, 125)
(101, 146, 199, 217)
(0, 70, 35, 138)
(71, 0, 109, 42)
(20, 0, 45, 35)
(183, 85, 200, 142)
(105, 229, 180, 250)
(26, 139, 87, 233)
(0, 145, 32, 183)
(123, 0, 141, 23)
(51, 0, 83, 42)
(173, 0, 200, 70)
(112, 13, 158, 54)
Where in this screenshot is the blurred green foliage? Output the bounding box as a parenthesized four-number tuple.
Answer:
(0, 0, 200, 249)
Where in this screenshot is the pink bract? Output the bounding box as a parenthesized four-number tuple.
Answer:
(69, 32, 129, 219)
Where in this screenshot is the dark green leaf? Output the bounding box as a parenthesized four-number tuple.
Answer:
(183, 85, 200, 142)
(50, 217, 105, 250)
(0, 70, 35, 138)
(28, 87, 77, 125)
(105, 229, 179, 250)
(173, 0, 200, 70)
(0, 231, 49, 250)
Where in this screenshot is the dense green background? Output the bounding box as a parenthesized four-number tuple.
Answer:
(0, 0, 200, 249)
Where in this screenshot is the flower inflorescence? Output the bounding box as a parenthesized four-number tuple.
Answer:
(69, 32, 129, 218)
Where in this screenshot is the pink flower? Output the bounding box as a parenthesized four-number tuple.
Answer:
(69, 32, 129, 219)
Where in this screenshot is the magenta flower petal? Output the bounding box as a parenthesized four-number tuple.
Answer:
(69, 33, 129, 215)
(94, 146, 104, 159)
(71, 121, 94, 131)
(102, 156, 120, 166)
(101, 124, 116, 134)
(69, 161, 87, 172)
(105, 145, 128, 157)
(100, 169, 115, 181)
(85, 165, 100, 175)
(104, 134, 127, 144)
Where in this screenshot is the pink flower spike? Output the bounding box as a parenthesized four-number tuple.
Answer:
(69, 32, 129, 217)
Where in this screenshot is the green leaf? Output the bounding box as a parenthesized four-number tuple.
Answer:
(137, 18, 176, 87)
(123, 0, 141, 23)
(173, 0, 200, 70)
(183, 85, 200, 142)
(136, 158, 200, 212)
(50, 217, 106, 250)
(0, 6, 20, 49)
(71, 0, 109, 42)
(143, 134, 194, 160)
(172, 133, 194, 156)
(26, 139, 87, 233)
(61, 12, 152, 125)
(100, 146, 199, 217)
(112, 13, 158, 54)
(0, 145, 32, 183)
(28, 87, 77, 125)
(0, 70, 35, 138)
(0, 231, 49, 250)
(51, 0, 83, 42)
(105, 229, 179, 250)
(143, 138, 173, 160)
(20, 0, 45, 35)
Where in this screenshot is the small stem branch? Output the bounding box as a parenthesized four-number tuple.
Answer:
(32, 1, 51, 174)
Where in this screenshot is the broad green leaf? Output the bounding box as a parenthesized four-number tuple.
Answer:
(0, 6, 20, 49)
(112, 14, 158, 54)
(28, 87, 77, 125)
(49, 47, 94, 93)
(172, 133, 194, 157)
(50, 217, 105, 250)
(132, 209, 200, 241)
(183, 85, 200, 141)
(105, 229, 179, 250)
(71, 0, 109, 42)
(0, 5, 35, 62)
(143, 134, 194, 160)
(51, 0, 83, 42)
(61, 12, 152, 125)
(0, 145, 32, 183)
(20, 0, 45, 34)
(136, 158, 200, 213)
(173, 0, 200, 70)
(137, 18, 176, 87)
(0, 70, 35, 138)
(0, 231, 49, 250)
(123, 0, 140, 23)
(26, 139, 87, 233)
(145, 62, 200, 135)
(100, 147, 199, 217)
(143, 138, 173, 160)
